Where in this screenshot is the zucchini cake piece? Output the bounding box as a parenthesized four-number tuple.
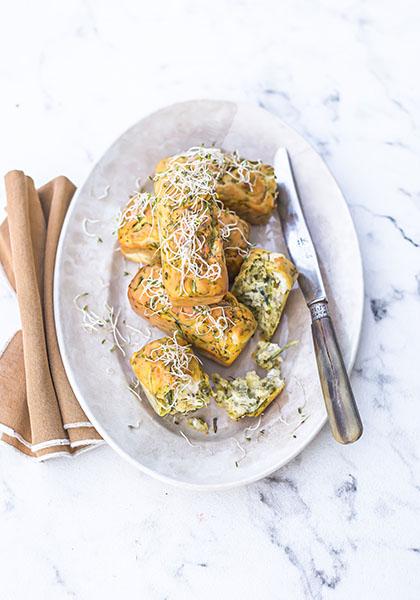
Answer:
(128, 265, 175, 333)
(156, 185, 228, 306)
(154, 147, 226, 204)
(118, 190, 250, 278)
(253, 340, 299, 371)
(217, 207, 251, 279)
(128, 265, 257, 366)
(174, 292, 256, 366)
(217, 152, 277, 225)
(155, 147, 278, 226)
(213, 369, 285, 420)
(158, 196, 228, 307)
(130, 334, 212, 417)
(231, 248, 298, 339)
(186, 417, 209, 434)
(253, 341, 284, 370)
(154, 147, 228, 306)
(118, 192, 160, 264)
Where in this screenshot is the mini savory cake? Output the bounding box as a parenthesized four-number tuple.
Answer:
(128, 265, 175, 332)
(117, 192, 160, 264)
(175, 292, 256, 365)
(154, 148, 227, 306)
(128, 265, 257, 366)
(217, 154, 277, 225)
(118, 191, 250, 278)
(217, 208, 251, 279)
(154, 147, 277, 226)
(232, 248, 298, 339)
(156, 195, 228, 307)
(130, 334, 212, 417)
(154, 147, 226, 204)
(213, 369, 285, 420)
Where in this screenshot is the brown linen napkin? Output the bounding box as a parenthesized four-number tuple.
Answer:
(0, 171, 103, 459)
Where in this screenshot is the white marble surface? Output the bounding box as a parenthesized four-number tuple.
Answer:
(0, 1, 419, 598)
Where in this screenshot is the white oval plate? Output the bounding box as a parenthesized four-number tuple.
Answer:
(55, 100, 363, 490)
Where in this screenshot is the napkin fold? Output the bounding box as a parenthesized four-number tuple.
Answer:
(0, 171, 103, 459)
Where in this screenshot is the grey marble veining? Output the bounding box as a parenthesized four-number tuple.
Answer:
(0, 1, 419, 599)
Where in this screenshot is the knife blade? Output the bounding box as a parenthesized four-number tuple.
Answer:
(274, 147, 326, 306)
(274, 147, 363, 444)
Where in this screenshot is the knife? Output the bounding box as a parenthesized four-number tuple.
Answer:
(274, 148, 363, 444)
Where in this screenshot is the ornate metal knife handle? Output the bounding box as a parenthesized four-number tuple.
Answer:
(309, 300, 363, 444)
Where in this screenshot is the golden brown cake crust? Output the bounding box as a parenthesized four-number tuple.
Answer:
(128, 265, 257, 366)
